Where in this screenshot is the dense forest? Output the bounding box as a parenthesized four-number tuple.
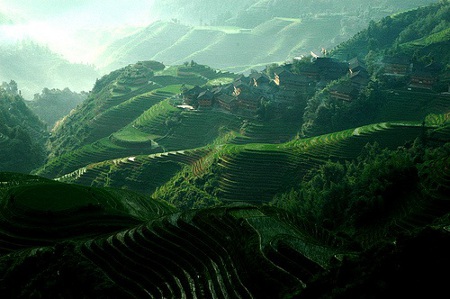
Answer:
(26, 88, 87, 129)
(0, 81, 47, 172)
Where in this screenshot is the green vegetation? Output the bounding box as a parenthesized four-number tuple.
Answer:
(332, 1, 450, 62)
(0, 84, 47, 172)
(26, 87, 87, 129)
(0, 3, 449, 297)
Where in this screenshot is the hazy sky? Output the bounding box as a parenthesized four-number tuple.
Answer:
(0, 0, 157, 62)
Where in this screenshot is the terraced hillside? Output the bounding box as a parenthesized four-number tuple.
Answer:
(59, 118, 444, 208)
(0, 173, 175, 255)
(57, 148, 211, 195)
(1, 197, 449, 298)
(378, 90, 450, 122)
(79, 205, 349, 298)
(37, 63, 237, 178)
(204, 121, 430, 203)
(98, 16, 347, 74)
(98, 1, 437, 74)
(331, 2, 450, 62)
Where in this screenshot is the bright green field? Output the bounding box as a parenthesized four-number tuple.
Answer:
(112, 127, 156, 142)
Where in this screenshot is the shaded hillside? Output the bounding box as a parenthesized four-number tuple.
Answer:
(0, 41, 99, 99)
(0, 82, 47, 172)
(26, 88, 88, 129)
(0, 172, 175, 254)
(0, 167, 449, 298)
(331, 1, 450, 62)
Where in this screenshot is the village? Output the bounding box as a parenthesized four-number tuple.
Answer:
(177, 53, 446, 119)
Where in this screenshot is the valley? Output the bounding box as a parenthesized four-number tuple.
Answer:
(0, 1, 449, 298)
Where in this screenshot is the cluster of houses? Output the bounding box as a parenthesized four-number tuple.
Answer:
(180, 56, 356, 116)
(179, 53, 444, 116)
(382, 55, 442, 90)
(318, 54, 443, 102)
(328, 57, 370, 101)
(181, 71, 278, 116)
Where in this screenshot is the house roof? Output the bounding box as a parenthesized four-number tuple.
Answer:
(276, 69, 293, 78)
(383, 55, 411, 65)
(350, 70, 369, 79)
(249, 72, 269, 81)
(197, 90, 214, 100)
(185, 85, 204, 95)
(234, 75, 251, 84)
(348, 57, 366, 71)
(329, 83, 358, 96)
(217, 94, 236, 104)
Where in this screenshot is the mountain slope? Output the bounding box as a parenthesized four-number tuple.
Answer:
(36, 62, 240, 178)
(0, 42, 99, 100)
(0, 83, 47, 172)
(98, 0, 438, 73)
(26, 88, 87, 129)
(0, 179, 448, 297)
(331, 1, 450, 61)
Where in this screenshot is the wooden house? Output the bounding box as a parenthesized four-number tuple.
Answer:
(183, 85, 204, 104)
(217, 94, 237, 111)
(274, 70, 313, 90)
(276, 89, 298, 103)
(348, 57, 366, 74)
(314, 57, 348, 81)
(298, 64, 320, 80)
(237, 95, 259, 112)
(409, 71, 436, 90)
(383, 56, 412, 76)
(350, 70, 370, 88)
(329, 83, 359, 101)
(197, 90, 214, 108)
(249, 72, 270, 87)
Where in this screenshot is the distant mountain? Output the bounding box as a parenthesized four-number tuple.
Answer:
(0, 81, 47, 172)
(149, 0, 438, 27)
(0, 41, 99, 100)
(97, 0, 438, 73)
